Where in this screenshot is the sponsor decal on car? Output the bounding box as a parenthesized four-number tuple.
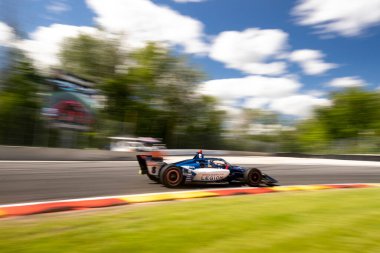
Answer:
(200, 174, 225, 181)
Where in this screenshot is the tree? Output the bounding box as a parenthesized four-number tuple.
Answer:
(295, 119, 329, 152)
(101, 74, 134, 122)
(177, 95, 226, 149)
(101, 42, 225, 148)
(0, 50, 43, 145)
(59, 34, 125, 82)
(316, 88, 380, 140)
(125, 43, 224, 147)
(294, 88, 380, 153)
(59, 36, 225, 148)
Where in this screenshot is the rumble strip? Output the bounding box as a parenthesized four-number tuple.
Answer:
(0, 183, 379, 218)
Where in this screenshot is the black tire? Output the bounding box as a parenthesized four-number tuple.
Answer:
(160, 165, 184, 188)
(244, 168, 262, 187)
(147, 174, 159, 182)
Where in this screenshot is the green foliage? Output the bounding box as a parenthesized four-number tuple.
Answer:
(125, 43, 223, 148)
(294, 88, 380, 153)
(175, 96, 226, 149)
(0, 51, 44, 145)
(100, 75, 134, 122)
(59, 36, 224, 148)
(317, 88, 380, 139)
(59, 34, 125, 82)
(278, 130, 303, 152)
(296, 119, 329, 152)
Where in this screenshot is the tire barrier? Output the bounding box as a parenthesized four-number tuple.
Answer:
(1, 183, 379, 218)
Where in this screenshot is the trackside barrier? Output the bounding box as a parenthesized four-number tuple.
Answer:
(0, 146, 268, 161)
(1, 145, 380, 161)
(0, 145, 137, 161)
(0, 183, 379, 218)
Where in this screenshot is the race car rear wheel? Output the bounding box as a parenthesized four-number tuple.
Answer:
(160, 166, 184, 188)
(147, 174, 159, 182)
(244, 168, 262, 187)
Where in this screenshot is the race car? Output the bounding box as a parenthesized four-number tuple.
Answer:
(136, 150, 278, 188)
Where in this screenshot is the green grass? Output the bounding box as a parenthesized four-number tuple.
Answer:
(1, 188, 380, 253)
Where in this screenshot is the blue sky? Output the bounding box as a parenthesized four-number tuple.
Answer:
(1, 0, 380, 118)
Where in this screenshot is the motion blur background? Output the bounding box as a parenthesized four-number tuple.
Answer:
(1, 0, 380, 154)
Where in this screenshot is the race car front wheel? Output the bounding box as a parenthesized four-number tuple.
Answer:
(244, 168, 262, 187)
(160, 166, 184, 188)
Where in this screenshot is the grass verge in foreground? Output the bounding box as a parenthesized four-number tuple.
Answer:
(0, 188, 379, 253)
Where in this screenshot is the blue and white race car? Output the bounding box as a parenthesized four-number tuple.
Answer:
(137, 150, 278, 188)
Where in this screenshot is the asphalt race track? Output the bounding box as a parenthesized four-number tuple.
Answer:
(1, 158, 380, 205)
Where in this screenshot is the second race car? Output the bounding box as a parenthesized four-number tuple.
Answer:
(137, 150, 278, 188)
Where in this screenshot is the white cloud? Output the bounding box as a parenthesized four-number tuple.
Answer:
(289, 49, 337, 75)
(85, 0, 208, 54)
(17, 24, 98, 67)
(200, 75, 331, 118)
(16, 0, 208, 67)
(46, 1, 71, 14)
(200, 75, 301, 99)
(328, 76, 366, 88)
(269, 95, 331, 117)
(209, 28, 289, 75)
(0, 22, 15, 46)
(292, 0, 380, 37)
(244, 97, 271, 109)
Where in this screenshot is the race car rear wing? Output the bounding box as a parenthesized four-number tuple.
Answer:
(136, 155, 164, 174)
(136, 155, 149, 174)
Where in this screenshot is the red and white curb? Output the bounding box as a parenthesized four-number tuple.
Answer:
(1, 183, 379, 218)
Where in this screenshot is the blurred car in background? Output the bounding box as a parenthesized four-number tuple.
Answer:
(109, 136, 166, 152)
